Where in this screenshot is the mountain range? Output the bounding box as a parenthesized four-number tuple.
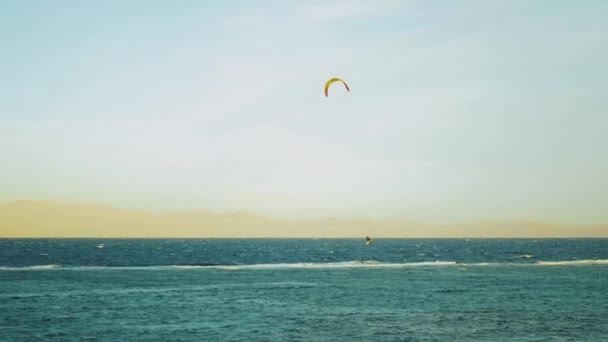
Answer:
(1, 201, 606, 238)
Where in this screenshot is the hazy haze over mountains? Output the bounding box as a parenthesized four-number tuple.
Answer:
(1, 201, 606, 238)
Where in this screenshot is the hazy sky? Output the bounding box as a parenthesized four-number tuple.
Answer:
(1, 0, 607, 224)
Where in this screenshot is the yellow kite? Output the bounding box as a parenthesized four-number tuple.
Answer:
(324, 77, 350, 97)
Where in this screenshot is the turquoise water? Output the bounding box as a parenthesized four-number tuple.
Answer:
(1, 239, 607, 341)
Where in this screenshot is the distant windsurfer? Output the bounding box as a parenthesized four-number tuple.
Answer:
(366, 236, 373, 245)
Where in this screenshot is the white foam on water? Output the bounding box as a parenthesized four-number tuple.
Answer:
(536, 259, 608, 266)
(175, 260, 460, 270)
(2, 259, 608, 271)
(516, 254, 535, 259)
(0, 264, 61, 270)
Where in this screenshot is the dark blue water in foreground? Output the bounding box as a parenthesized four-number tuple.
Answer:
(1, 239, 608, 341)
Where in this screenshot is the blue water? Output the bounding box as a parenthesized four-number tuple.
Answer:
(1, 239, 607, 341)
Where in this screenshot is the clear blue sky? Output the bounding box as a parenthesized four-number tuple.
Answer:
(1, 0, 607, 223)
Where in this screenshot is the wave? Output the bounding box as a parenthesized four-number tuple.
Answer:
(0, 264, 62, 270)
(1, 259, 608, 271)
(182, 260, 460, 270)
(536, 259, 608, 266)
(514, 254, 535, 259)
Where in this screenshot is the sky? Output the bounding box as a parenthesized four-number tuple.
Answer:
(1, 0, 607, 224)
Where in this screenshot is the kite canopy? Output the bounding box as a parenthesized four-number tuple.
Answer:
(324, 77, 350, 97)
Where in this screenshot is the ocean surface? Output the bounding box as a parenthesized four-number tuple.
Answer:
(1, 238, 607, 341)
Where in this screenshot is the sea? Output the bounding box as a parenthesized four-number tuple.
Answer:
(1, 238, 607, 341)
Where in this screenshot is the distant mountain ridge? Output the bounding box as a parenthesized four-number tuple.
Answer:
(1, 200, 606, 238)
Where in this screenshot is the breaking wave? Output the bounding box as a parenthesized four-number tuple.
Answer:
(2, 259, 608, 271)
